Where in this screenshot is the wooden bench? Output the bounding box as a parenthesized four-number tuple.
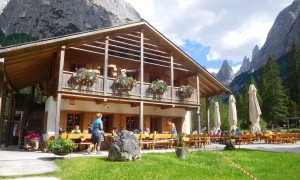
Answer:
(150, 134, 175, 150)
(185, 134, 209, 148)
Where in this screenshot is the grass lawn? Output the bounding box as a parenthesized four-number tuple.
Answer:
(4, 149, 300, 179)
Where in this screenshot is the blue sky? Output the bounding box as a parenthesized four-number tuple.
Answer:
(125, 0, 293, 74)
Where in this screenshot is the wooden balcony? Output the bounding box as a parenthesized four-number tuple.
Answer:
(61, 71, 198, 105)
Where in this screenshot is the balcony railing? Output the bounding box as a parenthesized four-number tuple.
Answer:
(61, 71, 198, 104)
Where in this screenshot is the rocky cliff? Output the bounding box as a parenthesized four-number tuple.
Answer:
(0, 0, 141, 39)
(216, 60, 235, 86)
(250, 0, 300, 70)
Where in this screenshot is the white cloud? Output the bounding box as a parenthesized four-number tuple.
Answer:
(232, 65, 242, 74)
(206, 68, 219, 74)
(125, 0, 293, 63)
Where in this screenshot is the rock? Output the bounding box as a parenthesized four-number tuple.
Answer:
(250, 0, 300, 70)
(0, 0, 141, 39)
(108, 130, 141, 161)
(235, 56, 251, 76)
(216, 60, 235, 86)
(224, 138, 236, 150)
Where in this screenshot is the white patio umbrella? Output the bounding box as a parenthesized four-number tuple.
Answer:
(214, 102, 221, 131)
(249, 84, 262, 134)
(229, 95, 237, 131)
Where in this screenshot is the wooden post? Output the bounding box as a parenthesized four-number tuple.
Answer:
(104, 36, 109, 96)
(0, 59, 6, 147)
(9, 93, 16, 146)
(196, 75, 201, 133)
(206, 97, 211, 134)
(139, 101, 144, 133)
(170, 52, 174, 102)
(55, 46, 65, 137)
(6, 92, 13, 147)
(139, 30, 144, 132)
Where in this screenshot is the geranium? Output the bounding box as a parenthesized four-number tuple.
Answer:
(115, 76, 136, 92)
(150, 80, 168, 94)
(178, 85, 194, 99)
(73, 67, 96, 83)
(24, 133, 41, 142)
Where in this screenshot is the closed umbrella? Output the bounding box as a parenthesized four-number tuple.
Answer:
(229, 95, 237, 131)
(214, 102, 221, 131)
(249, 84, 262, 134)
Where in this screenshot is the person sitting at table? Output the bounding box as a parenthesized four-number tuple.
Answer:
(216, 130, 221, 137)
(71, 125, 81, 134)
(59, 125, 66, 135)
(112, 126, 118, 137)
(88, 123, 93, 134)
(144, 128, 150, 137)
(234, 129, 242, 135)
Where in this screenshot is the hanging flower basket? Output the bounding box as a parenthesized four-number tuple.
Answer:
(115, 76, 137, 93)
(150, 80, 168, 95)
(73, 67, 96, 86)
(177, 85, 194, 99)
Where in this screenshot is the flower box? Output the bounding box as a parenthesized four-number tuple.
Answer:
(73, 67, 96, 86)
(115, 76, 136, 93)
(177, 85, 194, 99)
(150, 80, 168, 95)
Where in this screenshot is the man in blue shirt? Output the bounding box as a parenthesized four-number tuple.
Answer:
(87, 113, 104, 155)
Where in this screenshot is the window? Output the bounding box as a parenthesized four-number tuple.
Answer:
(150, 118, 158, 133)
(150, 75, 159, 83)
(126, 117, 136, 131)
(67, 113, 82, 132)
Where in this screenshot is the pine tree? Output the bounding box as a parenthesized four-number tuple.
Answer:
(286, 39, 300, 116)
(260, 55, 289, 125)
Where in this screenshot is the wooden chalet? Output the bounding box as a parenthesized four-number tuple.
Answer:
(0, 20, 230, 147)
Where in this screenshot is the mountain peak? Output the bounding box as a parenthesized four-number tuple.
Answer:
(216, 60, 234, 86)
(235, 56, 251, 76)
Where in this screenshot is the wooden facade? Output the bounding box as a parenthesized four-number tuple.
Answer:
(0, 21, 230, 145)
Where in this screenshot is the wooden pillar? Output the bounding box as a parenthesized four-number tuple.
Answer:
(206, 97, 211, 134)
(9, 93, 16, 146)
(139, 30, 144, 132)
(56, 46, 65, 137)
(196, 75, 201, 133)
(0, 59, 6, 147)
(6, 92, 13, 147)
(104, 36, 109, 96)
(170, 52, 174, 102)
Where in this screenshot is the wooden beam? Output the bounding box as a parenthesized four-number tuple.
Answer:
(0, 61, 6, 147)
(140, 29, 144, 99)
(95, 99, 104, 104)
(130, 102, 140, 107)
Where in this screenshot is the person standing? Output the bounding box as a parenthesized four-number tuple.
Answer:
(87, 113, 104, 155)
(167, 120, 177, 136)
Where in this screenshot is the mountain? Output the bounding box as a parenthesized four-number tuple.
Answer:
(235, 56, 250, 76)
(216, 60, 234, 86)
(250, 0, 300, 70)
(0, 0, 141, 40)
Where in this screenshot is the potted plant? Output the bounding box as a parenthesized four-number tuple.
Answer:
(175, 133, 188, 159)
(73, 67, 97, 86)
(150, 80, 168, 95)
(177, 85, 194, 99)
(115, 76, 137, 92)
(48, 138, 78, 156)
(24, 133, 41, 150)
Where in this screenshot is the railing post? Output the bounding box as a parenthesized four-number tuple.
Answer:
(104, 36, 109, 95)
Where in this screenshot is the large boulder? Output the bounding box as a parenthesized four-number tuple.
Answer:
(108, 130, 141, 161)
